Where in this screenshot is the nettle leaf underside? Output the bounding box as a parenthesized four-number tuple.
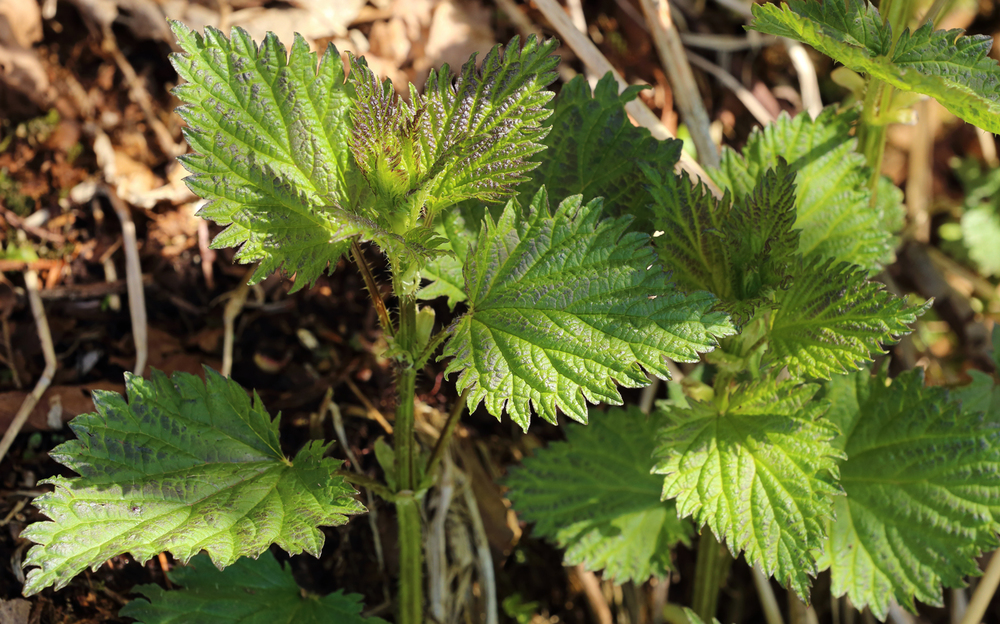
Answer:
(710, 107, 902, 272)
(820, 369, 1000, 619)
(21, 369, 364, 596)
(766, 258, 926, 379)
(653, 380, 842, 597)
(749, 0, 1000, 133)
(170, 21, 362, 290)
(120, 551, 386, 624)
(442, 188, 735, 430)
(349, 35, 559, 219)
(505, 407, 691, 582)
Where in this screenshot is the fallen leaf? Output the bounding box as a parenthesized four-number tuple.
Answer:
(0, 598, 31, 624)
(0, 382, 124, 432)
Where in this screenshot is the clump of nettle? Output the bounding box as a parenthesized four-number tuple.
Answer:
(17, 0, 1000, 622)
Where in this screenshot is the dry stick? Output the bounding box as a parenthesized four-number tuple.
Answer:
(495, 0, 578, 83)
(638, 0, 719, 168)
(105, 187, 148, 377)
(327, 394, 389, 600)
(681, 32, 775, 51)
(564, 0, 599, 85)
(976, 127, 998, 167)
(574, 564, 614, 624)
(221, 267, 254, 378)
(0, 271, 56, 465)
(951, 588, 969, 624)
(104, 28, 184, 158)
(344, 378, 394, 434)
(531, 0, 724, 197)
(99, 236, 123, 312)
(687, 51, 775, 125)
(906, 99, 934, 243)
(425, 389, 470, 476)
(959, 549, 1000, 624)
(427, 452, 456, 623)
(784, 40, 822, 117)
(0, 207, 65, 244)
(460, 470, 498, 624)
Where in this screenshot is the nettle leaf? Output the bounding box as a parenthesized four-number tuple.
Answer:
(955, 370, 1000, 417)
(750, 0, 1000, 133)
(518, 73, 682, 225)
(120, 551, 386, 624)
(766, 258, 926, 379)
(21, 369, 364, 596)
(819, 369, 1000, 619)
(442, 188, 734, 430)
(711, 108, 902, 272)
(348, 35, 558, 221)
(170, 22, 363, 290)
(653, 380, 843, 597)
(957, 161, 1000, 277)
(648, 160, 798, 325)
(415, 203, 486, 309)
(505, 406, 692, 582)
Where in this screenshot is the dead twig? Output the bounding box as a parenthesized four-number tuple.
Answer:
(531, 0, 723, 197)
(104, 187, 148, 377)
(959, 550, 1000, 624)
(687, 51, 775, 126)
(784, 39, 822, 117)
(460, 468, 498, 624)
(427, 451, 456, 623)
(573, 564, 614, 624)
(0, 206, 65, 244)
(345, 377, 394, 434)
(638, 0, 719, 168)
(103, 28, 185, 158)
(0, 271, 56, 464)
(906, 99, 934, 243)
(681, 32, 775, 50)
(99, 236, 123, 311)
(221, 266, 254, 378)
(325, 392, 389, 603)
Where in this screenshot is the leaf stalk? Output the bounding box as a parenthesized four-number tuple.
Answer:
(351, 239, 395, 338)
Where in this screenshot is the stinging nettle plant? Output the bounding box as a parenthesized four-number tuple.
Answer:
(15, 1, 1000, 622)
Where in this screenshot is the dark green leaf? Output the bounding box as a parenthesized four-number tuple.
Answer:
(506, 407, 691, 582)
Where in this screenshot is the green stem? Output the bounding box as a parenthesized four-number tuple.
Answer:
(393, 295, 423, 624)
(395, 365, 418, 490)
(396, 492, 423, 624)
(691, 530, 732, 623)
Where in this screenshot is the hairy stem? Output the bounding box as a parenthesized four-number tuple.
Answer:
(395, 364, 418, 490)
(351, 239, 395, 338)
(692, 530, 732, 622)
(394, 294, 423, 624)
(396, 492, 423, 624)
(858, 77, 889, 198)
